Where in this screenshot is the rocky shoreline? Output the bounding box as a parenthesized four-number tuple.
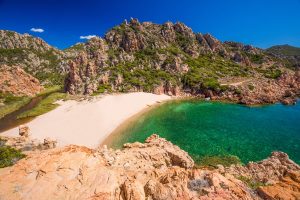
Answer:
(156, 69, 300, 106)
(0, 134, 299, 199)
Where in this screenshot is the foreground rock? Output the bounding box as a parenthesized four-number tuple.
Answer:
(0, 134, 299, 200)
(2, 125, 57, 151)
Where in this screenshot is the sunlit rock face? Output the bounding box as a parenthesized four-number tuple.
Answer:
(0, 134, 299, 200)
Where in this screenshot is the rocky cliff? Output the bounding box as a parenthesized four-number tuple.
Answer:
(0, 65, 43, 96)
(0, 134, 299, 200)
(64, 19, 300, 104)
(0, 30, 72, 86)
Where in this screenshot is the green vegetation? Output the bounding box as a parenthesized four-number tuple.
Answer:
(0, 47, 65, 86)
(64, 43, 85, 51)
(264, 69, 282, 79)
(176, 32, 193, 48)
(0, 48, 27, 65)
(103, 45, 257, 94)
(247, 53, 264, 64)
(237, 176, 266, 189)
(102, 46, 185, 93)
(93, 84, 112, 95)
(197, 155, 242, 168)
(0, 138, 25, 168)
(17, 92, 67, 119)
(182, 55, 249, 92)
(33, 50, 65, 86)
(0, 86, 63, 119)
(0, 93, 31, 119)
(38, 85, 63, 96)
(267, 45, 300, 56)
(248, 84, 255, 91)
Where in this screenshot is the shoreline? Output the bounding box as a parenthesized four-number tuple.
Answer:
(1, 92, 297, 149)
(100, 98, 169, 147)
(0, 92, 172, 148)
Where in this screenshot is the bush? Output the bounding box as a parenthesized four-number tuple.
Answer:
(237, 176, 266, 189)
(248, 54, 264, 64)
(198, 155, 242, 168)
(248, 84, 255, 91)
(234, 88, 242, 95)
(202, 78, 220, 91)
(264, 69, 282, 79)
(0, 139, 25, 168)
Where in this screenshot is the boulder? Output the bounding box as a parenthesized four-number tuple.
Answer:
(19, 125, 30, 138)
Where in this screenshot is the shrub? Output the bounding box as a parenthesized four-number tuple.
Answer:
(234, 88, 242, 95)
(264, 69, 282, 79)
(237, 176, 266, 189)
(248, 84, 255, 91)
(248, 54, 264, 64)
(198, 155, 242, 168)
(202, 78, 220, 91)
(0, 139, 25, 168)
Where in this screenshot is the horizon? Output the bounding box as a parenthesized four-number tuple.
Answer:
(0, 0, 300, 49)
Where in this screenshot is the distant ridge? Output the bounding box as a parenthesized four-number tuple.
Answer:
(267, 44, 300, 56)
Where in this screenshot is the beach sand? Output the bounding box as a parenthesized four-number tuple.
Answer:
(1, 92, 171, 148)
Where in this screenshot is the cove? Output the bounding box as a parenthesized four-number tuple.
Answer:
(107, 100, 300, 164)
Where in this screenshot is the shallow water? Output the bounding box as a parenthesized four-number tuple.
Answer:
(108, 100, 300, 164)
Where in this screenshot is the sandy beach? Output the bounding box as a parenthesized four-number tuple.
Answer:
(1, 92, 171, 148)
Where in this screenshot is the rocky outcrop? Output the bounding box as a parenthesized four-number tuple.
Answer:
(0, 30, 53, 51)
(0, 65, 43, 96)
(65, 37, 109, 95)
(257, 171, 300, 199)
(235, 71, 300, 105)
(0, 134, 299, 200)
(1, 125, 57, 151)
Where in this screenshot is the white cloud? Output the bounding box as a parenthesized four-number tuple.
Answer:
(80, 35, 97, 40)
(30, 28, 44, 33)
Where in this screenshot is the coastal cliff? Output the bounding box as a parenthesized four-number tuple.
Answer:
(0, 134, 299, 200)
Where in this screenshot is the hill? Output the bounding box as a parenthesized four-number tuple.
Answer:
(267, 44, 300, 68)
(0, 30, 73, 86)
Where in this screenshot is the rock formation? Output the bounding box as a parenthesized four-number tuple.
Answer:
(0, 134, 299, 200)
(2, 125, 57, 151)
(0, 65, 43, 96)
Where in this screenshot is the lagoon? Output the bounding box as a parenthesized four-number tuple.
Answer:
(107, 100, 300, 164)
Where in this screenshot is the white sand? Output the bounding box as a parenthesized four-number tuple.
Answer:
(2, 92, 171, 148)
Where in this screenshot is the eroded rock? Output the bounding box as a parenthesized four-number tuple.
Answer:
(0, 135, 299, 200)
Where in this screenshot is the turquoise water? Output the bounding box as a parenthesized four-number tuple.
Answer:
(109, 100, 300, 164)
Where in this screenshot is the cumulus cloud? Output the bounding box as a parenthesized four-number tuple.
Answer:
(30, 28, 44, 33)
(80, 35, 97, 40)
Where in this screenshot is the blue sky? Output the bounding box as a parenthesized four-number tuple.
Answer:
(0, 0, 299, 49)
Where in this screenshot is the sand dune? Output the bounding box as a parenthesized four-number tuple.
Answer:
(2, 92, 171, 148)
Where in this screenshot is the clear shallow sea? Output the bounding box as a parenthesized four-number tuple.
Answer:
(108, 100, 300, 164)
